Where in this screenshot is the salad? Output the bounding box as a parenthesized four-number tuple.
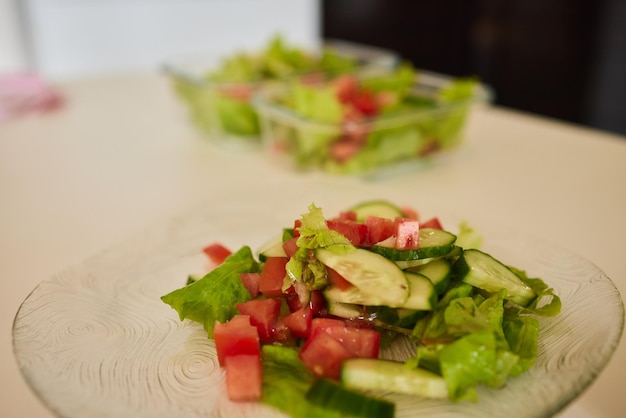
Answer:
(168, 35, 364, 143)
(161, 200, 561, 418)
(255, 64, 483, 174)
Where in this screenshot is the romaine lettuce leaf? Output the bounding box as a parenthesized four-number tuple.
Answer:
(285, 204, 354, 290)
(160, 246, 260, 337)
(261, 345, 340, 418)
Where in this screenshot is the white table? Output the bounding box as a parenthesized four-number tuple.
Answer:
(1, 73, 625, 418)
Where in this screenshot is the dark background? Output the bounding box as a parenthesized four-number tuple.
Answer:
(322, 0, 626, 136)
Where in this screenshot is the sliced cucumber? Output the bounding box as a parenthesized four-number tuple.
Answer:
(370, 228, 457, 261)
(306, 377, 395, 418)
(256, 234, 287, 261)
(324, 272, 436, 311)
(396, 308, 428, 328)
(349, 200, 404, 221)
(326, 301, 364, 319)
(403, 273, 438, 311)
(341, 358, 449, 399)
(395, 246, 462, 270)
(408, 258, 452, 295)
(316, 248, 409, 307)
(454, 249, 537, 307)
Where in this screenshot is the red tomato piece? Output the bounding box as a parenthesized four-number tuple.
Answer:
(326, 219, 368, 246)
(322, 326, 380, 359)
(270, 318, 296, 345)
(311, 317, 347, 334)
(350, 89, 379, 116)
(239, 272, 261, 298)
(365, 216, 396, 245)
(281, 306, 313, 338)
(326, 267, 354, 291)
(309, 290, 328, 317)
(333, 74, 359, 103)
(236, 298, 281, 344)
(395, 218, 420, 250)
(400, 206, 420, 220)
(224, 354, 262, 402)
(329, 138, 362, 163)
(282, 237, 299, 259)
(299, 327, 353, 380)
(259, 257, 288, 297)
(336, 211, 357, 221)
(213, 315, 260, 366)
(421, 217, 443, 229)
(202, 243, 232, 265)
(293, 219, 302, 237)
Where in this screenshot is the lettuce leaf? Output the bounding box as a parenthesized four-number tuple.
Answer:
(261, 345, 340, 418)
(160, 246, 260, 337)
(285, 203, 354, 290)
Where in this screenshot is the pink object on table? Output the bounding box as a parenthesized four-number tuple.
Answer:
(0, 73, 64, 122)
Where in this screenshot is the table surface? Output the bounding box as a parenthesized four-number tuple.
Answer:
(1, 73, 625, 418)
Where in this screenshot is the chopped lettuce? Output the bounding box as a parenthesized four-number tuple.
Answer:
(285, 204, 354, 290)
(261, 345, 340, 418)
(160, 246, 260, 337)
(455, 221, 484, 250)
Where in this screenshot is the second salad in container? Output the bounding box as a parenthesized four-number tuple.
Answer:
(163, 36, 398, 149)
(254, 64, 492, 175)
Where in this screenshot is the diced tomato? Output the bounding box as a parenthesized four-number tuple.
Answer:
(336, 211, 357, 221)
(329, 138, 362, 163)
(309, 290, 328, 317)
(202, 243, 232, 265)
(326, 267, 354, 291)
(365, 216, 396, 245)
(259, 257, 288, 297)
(421, 216, 443, 229)
(282, 237, 299, 259)
(350, 89, 379, 116)
(311, 317, 347, 333)
(236, 298, 281, 343)
(270, 318, 296, 345)
(282, 306, 313, 338)
(293, 219, 302, 237)
(321, 326, 380, 358)
(219, 85, 252, 102)
(213, 315, 260, 366)
(395, 218, 420, 250)
(333, 74, 359, 104)
(239, 272, 261, 298)
(400, 206, 420, 220)
(224, 354, 262, 401)
(326, 219, 368, 246)
(299, 327, 353, 380)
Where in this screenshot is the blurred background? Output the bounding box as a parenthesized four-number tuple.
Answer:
(1, 0, 624, 136)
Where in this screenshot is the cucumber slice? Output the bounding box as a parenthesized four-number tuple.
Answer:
(326, 301, 364, 319)
(403, 273, 438, 310)
(370, 228, 457, 261)
(396, 308, 428, 328)
(395, 246, 462, 270)
(341, 358, 449, 399)
(306, 377, 395, 418)
(324, 272, 436, 311)
(256, 234, 287, 261)
(454, 249, 537, 307)
(408, 258, 452, 295)
(316, 248, 410, 307)
(349, 200, 404, 221)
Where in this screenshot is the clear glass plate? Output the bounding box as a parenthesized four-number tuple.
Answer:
(13, 202, 624, 418)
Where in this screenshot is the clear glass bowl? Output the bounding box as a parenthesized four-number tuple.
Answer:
(12, 200, 624, 418)
(163, 40, 399, 151)
(255, 70, 493, 176)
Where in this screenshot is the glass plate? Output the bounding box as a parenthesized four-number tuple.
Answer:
(13, 202, 624, 418)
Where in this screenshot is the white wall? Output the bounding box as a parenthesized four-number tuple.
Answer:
(1, 0, 320, 79)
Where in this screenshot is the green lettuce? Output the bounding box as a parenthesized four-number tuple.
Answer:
(261, 345, 340, 418)
(285, 204, 354, 290)
(160, 246, 260, 337)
